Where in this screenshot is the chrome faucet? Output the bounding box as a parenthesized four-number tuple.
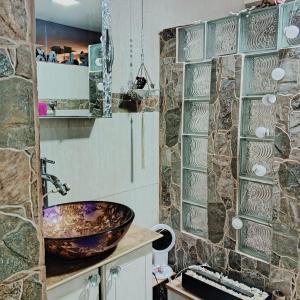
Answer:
(41, 157, 70, 207)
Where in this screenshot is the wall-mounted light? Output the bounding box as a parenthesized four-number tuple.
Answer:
(52, 0, 79, 6)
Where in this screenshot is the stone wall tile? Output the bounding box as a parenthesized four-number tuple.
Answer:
(0, 0, 28, 40)
(16, 44, 32, 79)
(0, 149, 30, 206)
(0, 49, 14, 77)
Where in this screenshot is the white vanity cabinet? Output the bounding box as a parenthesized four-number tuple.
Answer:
(47, 269, 100, 300)
(101, 245, 152, 300)
(46, 225, 160, 300)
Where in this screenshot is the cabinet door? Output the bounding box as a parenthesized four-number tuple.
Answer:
(103, 245, 152, 300)
(47, 269, 100, 300)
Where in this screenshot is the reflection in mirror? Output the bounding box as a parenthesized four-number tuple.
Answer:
(35, 0, 107, 118)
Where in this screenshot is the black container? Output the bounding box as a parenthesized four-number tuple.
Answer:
(182, 270, 272, 300)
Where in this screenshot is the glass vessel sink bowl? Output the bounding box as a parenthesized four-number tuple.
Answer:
(43, 201, 135, 260)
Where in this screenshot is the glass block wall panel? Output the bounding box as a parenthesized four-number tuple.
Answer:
(183, 101, 209, 134)
(182, 169, 207, 206)
(183, 203, 208, 237)
(240, 140, 274, 179)
(240, 6, 279, 53)
(241, 98, 276, 138)
(207, 16, 238, 58)
(239, 219, 272, 261)
(178, 23, 205, 62)
(239, 180, 273, 222)
(280, 1, 300, 48)
(184, 63, 211, 99)
(244, 54, 278, 96)
(183, 136, 208, 170)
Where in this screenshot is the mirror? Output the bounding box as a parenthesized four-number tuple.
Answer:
(35, 0, 111, 118)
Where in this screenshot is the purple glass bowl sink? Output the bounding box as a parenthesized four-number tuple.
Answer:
(43, 201, 134, 260)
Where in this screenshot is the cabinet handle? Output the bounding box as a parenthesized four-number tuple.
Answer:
(88, 274, 101, 288)
(110, 266, 121, 278)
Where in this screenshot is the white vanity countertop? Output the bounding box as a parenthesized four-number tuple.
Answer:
(46, 224, 161, 290)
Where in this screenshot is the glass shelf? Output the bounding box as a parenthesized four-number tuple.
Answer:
(239, 218, 272, 261)
(183, 101, 210, 135)
(240, 139, 274, 180)
(280, 1, 300, 48)
(182, 169, 207, 207)
(178, 23, 206, 62)
(241, 97, 276, 138)
(182, 202, 208, 238)
(184, 63, 211, 100)
(206, 16, 238, 58)
(239, 179, 273, 222)
(240, 6, 279, 53)
(183, 135, 208, 170)
(244, 53, 278, 96)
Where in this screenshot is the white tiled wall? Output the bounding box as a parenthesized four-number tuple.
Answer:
(40, 112, 159, 228)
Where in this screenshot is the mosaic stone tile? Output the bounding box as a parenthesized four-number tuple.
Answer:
(0, 0, 28, 40)
(21, 273, 43, 300)
(0, 149, 31, 206)
(0, 77, 35, 149)
(0, 48, 14, 77)
(16, 45, 32, 79)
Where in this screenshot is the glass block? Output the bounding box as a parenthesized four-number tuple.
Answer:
(240, 140, 274, 179)
(183, 136, 208, 170)
(183, 203, 207, 237)
(239, 180, 273, 222)
(89, 44, 102, 72)
(184, 63, 211, 99)
(182, 169, 207, 206)
(183, 101, 209, 134)
(280, 1, 300, 48)
(241, 97, 276, 138)
(240, 6, 279, 53)
(244, 54, 278, 96)
(239, 219, 272, 261)
(178, 23, 205, 62)
(206, 16, 238, 58)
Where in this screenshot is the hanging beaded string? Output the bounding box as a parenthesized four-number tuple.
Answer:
(128, 0, 134, 90)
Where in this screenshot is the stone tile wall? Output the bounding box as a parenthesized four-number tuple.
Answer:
(159, 27, 300, 299)
(0, 0, 46, 299)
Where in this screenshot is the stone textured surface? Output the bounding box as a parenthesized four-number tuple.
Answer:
(159, 27, 300, 300)
(0, 0, 45, 298)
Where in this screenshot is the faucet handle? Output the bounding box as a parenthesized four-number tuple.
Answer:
(63, 183, 71, 192)
(41, 157, 55, 165)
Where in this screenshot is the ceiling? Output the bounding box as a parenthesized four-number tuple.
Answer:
(35, 0, 102, 32)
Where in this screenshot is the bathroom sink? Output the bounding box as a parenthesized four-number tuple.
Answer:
(43, 201, 134, 259)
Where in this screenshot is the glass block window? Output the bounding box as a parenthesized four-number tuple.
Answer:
(240, 6, 279, 53)
(184, 63, 211, 99)
(183, 136, 208, 170)
(178, 23, 205, 62)
(244, 53, 279, 96)
(280, 1, 300, 48)
(183, 101, 209, 135)
(239, 219, 272, 261)
(240, 140, 274, 180)
(239, 180, 273, 222)
(182, 169, 208, 207)
(207, 16, 238, 58)
(183, 203, 208, 237)
(241, 97, 276, 138)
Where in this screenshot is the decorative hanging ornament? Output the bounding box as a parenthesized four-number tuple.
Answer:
(284, 25, 300, 39)
(272, 68, 285, 81)
(232, 217, 243, 230)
